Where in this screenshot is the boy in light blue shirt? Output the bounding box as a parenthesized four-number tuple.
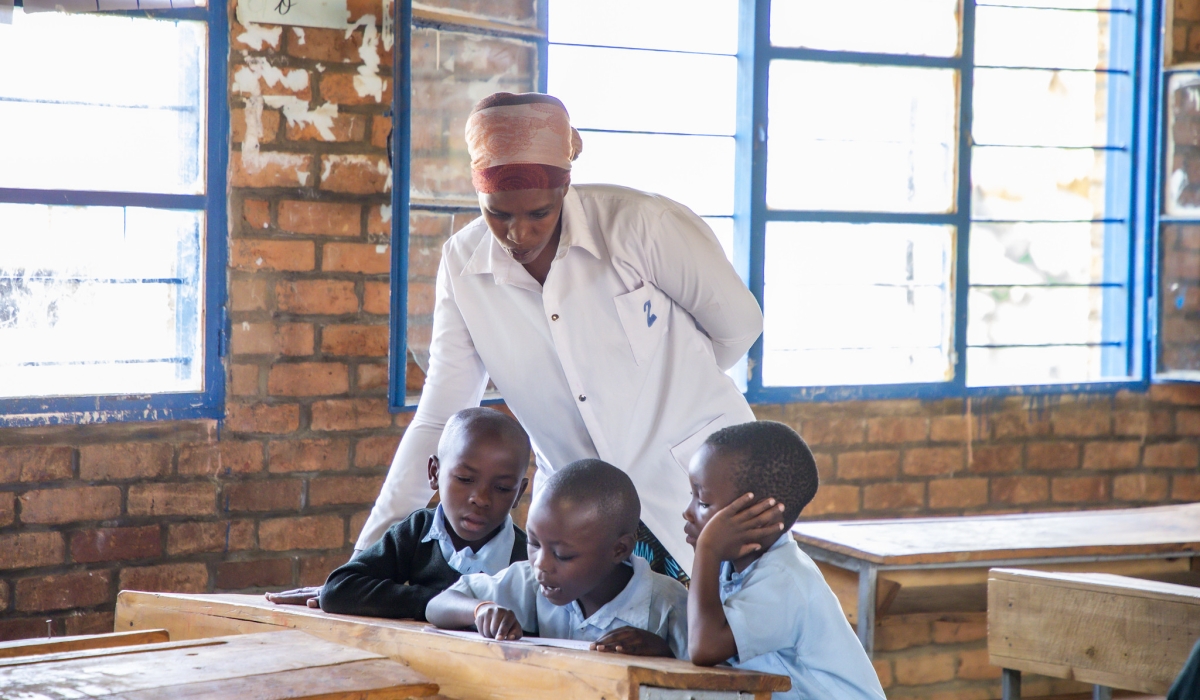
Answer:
(683, 421, 885, 700)
(428, 459, 689, 659)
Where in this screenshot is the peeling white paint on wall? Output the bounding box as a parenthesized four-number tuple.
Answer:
(380, 204, 392, 223)
(382, 0, 394, 52)
(234, 57, 340, 177)
(293, 27, 306, 45)
(234, 4, 283, 50)
(347, 15, 385, 103)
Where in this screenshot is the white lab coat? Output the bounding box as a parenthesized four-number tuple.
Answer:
(357, 184, 763, 573)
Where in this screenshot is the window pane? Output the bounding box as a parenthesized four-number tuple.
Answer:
(569, 132, 734, 216)
(1157, 224, 1200, 378)
(0, 204, 204, 398)
(975, 6, 1128, 71)
(548, 0, 737, 54)
(977, 0, 1131, 8)
(762, 223, 954, 386)
(771, 0, 959, 57)
(972, 147, 1127, 221)
(766, 61, 957, 213)
(969, 223, 1107, 286)
(973, 69, 1122, 147)
(547, 46, 736, 136)
(967, 285, 1107, 346)
(1165, 72, 1200, 215)
(0, 10, 206, 195)
(967, 346, 1102, 385)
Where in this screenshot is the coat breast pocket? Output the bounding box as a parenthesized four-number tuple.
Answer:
(614, 284, 669, 367)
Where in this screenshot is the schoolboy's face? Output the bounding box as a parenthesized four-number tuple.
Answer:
(525, 497, 629, 607)
(427, 437, 528, 544)
(682, 443, 746, 548)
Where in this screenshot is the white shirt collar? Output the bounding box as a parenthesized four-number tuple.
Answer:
(568, 555, 652, 631)
(422, 504, 516, 576)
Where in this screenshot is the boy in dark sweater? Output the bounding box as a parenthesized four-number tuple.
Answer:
(313, 407, 532, 620)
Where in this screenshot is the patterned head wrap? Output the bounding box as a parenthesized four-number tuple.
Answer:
(465, 92, 583, 193)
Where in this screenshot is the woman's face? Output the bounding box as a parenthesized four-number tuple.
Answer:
(479, 185, 568, 266)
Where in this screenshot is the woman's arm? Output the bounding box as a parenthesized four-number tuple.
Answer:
(355, 254, 490, 550)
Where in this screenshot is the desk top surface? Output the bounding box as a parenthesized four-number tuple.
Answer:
(792, 502, 1200, 566)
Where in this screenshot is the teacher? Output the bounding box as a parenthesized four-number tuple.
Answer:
(357, 92, 762, 576)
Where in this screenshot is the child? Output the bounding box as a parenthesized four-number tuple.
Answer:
(426, 459, 689, 659)
(314, 407, 532, 620)
(683, 421, 886, 700)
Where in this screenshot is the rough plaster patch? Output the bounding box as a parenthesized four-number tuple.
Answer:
(293, 27, 306, 45)
(380, 204, 392, 223)
(235, 3, 282, 50)
(234, 58, 340, 177)
(382, 0, 394, 52)
(346, 15, 384, 103)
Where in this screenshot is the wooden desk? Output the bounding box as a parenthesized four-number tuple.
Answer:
(792, 503, 1200, 654)
(988, 568, 1200, 700)
(114, 591, 790, 700)
(0, 629, 439, 699)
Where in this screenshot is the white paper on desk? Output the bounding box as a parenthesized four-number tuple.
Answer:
(426, 627, 594, 652)
(236, 0, 350, 29)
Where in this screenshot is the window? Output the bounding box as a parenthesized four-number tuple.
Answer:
(388, 0, 1162, 407)
(0, 2, 227, 425)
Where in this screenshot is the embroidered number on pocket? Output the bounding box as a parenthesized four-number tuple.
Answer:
(644, 301, 658, 328)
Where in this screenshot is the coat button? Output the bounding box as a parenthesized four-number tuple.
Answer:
(551, 314, 559, 321)
(578, 394, 587, 402)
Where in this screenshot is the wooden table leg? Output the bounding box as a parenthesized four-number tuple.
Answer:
(1091, 686, 1113, 700)
(1001, 669, 1021, 700)
(856, 564, 877, 656)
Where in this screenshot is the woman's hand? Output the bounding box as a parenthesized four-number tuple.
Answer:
(475, 603, 523, 640)
(265, 586, 322, 608)
(696, 493, 786, 562)
(591, 626, 673, 657)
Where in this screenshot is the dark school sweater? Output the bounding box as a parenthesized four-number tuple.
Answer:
(319, 507, 528, 620)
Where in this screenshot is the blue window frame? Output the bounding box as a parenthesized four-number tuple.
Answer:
(0, 0, 229, 426)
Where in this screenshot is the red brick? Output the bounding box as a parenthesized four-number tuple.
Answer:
(231, 364, 259, 396)
(127, 483, 216, 517)
(367, 204, 393, 235)
(872, 659, 893, 689)
(232, 322, 314, 356)
(408, 281, 435, 317)
(64, 612, 115, 637)
(991, 413, 1051, 439)
(837, 451, 899, 480)
(311, 399, 392, 432)
(268, 362, 350, 396)
(1176, 410, 1200, 435)
(893, 650, 958, 685)
(867, 417, 927, 443)
(319, 154, 390, 194)
(409, 241, 444, 277)
(0, 493, 13, 526)
(225, 403, 301, 434)
(804, 484, 860, 516)
(1174, 473, 1200, 500)
(928, 478, 989, 509)
(813, 453, 835, 482)
(1026, 441, 1080, 470)
(357, 363, 389, 392)
(243, 198, 271, 230)
(354, 434, 401, 467)
(902, 447, 963, 476)
(1051, 476, 1111, 503)
(276, 279, 359, 315)
(178, 441, 264, 477)
(230, 239, 315, 272)
(286, 112, 368, 142)
(0, 532, 65, 570)
(1142, 441, 1200, 468)
(863, 482, 925, 511)
(320, 325, 389, 357)
(968, 444, 1021, 473)
(323, 242, 391, 274)
(958, 647, 1002, 680)
(230, 277, 269, 312)
(223, 479, 303, 512)
(1113, 473, 1170, 501)
(167, 521, 255, 556)
(278, 200, 362, 236)
(1082, 441, 1141, 470)
(15, 571, 112, 613)
(350, 509, 371, 542)
(876, 617, 932, 652)
(930, 415, 977, 442)
(803, 418, 866, 446)
(269, 439, 350, 473)
(20, 486, 121, 525)
(363, 281, 391, 314)
(992, 475, 1049, 505)
(1149, 383, 1200, 405)
(1051, 410, 1112, 436)
(371, 115, 391, 149)
(118, 563, 209, 594)
(79, 443, 172, 480)
(232, 108, 281, 144)
(231, 151, 314, 188)
(260, 515, 345, 551)
(309, 475, 385, 506)
(320, 72, 392, 106)
(70, 526, 161, 563)
(1113, 411, 1172, 437)
(299, 554, 349, 586)
(0, 446, 74, 482)
(931, 614, 987, 643)
(287, 25, 364, 62)
(216, 558, 294, 590)
(0, 617, 52, 642)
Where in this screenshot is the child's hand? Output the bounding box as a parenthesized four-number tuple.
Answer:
(591, 626, 673, 657)
(265, 586, 322, 608)
(474, 603, 523, 641)
(696, 493, 786, 562)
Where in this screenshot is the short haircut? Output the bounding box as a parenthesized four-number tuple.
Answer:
(539, 459, 640, 538)
(437, 407, 531, 473)
(704, 421, 818, 525)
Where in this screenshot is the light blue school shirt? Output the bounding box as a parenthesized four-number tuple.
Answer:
(422, 503, 516, 575)
(720, 534, 886, 700)
(447, 554, 690, 660)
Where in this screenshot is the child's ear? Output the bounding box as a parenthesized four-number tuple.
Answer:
(612, 532, 635, 563)
(510, 477, 530, 510)
(427, 456, 440, 491)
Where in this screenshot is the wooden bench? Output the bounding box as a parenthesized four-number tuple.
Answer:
(988, 568, 1200, 700)
(792, 502, 1200, 654)
(114, 591, 791, 700)
(0, 628, 440, 699)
